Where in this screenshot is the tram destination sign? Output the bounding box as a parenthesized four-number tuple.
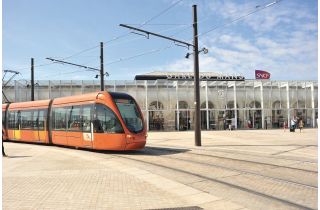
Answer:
(135, 72, 245, 81)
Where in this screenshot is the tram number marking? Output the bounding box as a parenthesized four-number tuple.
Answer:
(83, 133, 93, 141)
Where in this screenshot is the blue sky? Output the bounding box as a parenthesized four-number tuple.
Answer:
(2, 0, 318, 81)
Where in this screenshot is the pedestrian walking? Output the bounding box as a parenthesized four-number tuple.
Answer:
(283, 121, 287, 132)
(298, 120, 304, 133)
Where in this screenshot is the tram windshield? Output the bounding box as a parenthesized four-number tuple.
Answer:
(114, 98, 143, 133)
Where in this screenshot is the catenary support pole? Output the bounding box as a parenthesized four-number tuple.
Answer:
(100, 42, 104, 91)
(31, 58, 34, 101)
(193, 5, 201, 146)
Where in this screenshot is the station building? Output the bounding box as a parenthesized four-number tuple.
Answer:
(3, 71, 318, 131)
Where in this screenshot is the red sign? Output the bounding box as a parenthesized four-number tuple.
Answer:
(255, 70, 270, 79)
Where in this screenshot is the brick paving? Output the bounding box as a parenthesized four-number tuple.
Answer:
(3, 144, 192, 210)
(3, 129, 317, 210)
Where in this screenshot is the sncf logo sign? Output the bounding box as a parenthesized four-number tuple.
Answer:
(255, 70, 271, 79)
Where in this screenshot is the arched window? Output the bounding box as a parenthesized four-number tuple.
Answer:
(272, 101, 281, 109)
(178, 101, 189, 109)
(249, 101, 261, 108)
(200, 101, 214, 109)
(149, 101, 164, 130)
(227, 101, 238, 109)
(149, 101, 164, 110)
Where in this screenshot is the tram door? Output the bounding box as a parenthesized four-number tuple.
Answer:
(53, 107, 68, 145)
(81, 105, 93, 148)
(36, 110, 47, 142)
(66, 106, 83, 148)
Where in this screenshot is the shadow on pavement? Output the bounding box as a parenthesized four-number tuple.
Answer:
(96, 146, 190, 156)
(5, 141, 190, 156)
(5, 155, 32, 159)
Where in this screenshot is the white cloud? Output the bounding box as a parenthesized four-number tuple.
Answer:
(145, 0, 317, 81)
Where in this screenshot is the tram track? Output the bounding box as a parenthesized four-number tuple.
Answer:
(5, 141, 317, 209)
(146, 146, 318, 174)
(98, 145, 318, 209)
(110, 152, 316, 210)
(148, 143, 318, 164)
(141, 147, 317, 188)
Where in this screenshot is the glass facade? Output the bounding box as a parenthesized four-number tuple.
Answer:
(3, 79, 318, 131)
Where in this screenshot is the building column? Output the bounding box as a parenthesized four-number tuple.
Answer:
(176, 81, 179, 131)
(206, 81, 209, 130)
(80, 80, 83, 94)
(233, 82, 237, 129)
(70, 80, 73, 97)
(59, 80, 62, 97)
(49, 81, 51, 99)
(286, 82, 290, 126)
(311, 83, 315, 127)
(260, 81, 265, 129)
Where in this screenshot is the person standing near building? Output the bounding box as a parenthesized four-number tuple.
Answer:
(298, 119, 304, 133)
(290, 118, 296, 132)
(265, 119, 267, 130)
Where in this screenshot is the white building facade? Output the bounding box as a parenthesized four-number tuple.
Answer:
(3, 76, 318, 131)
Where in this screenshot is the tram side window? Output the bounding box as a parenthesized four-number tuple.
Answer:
(94, 104, 123, 133)
(21, 111, 33, 129)
(33, 110, 46, 130)
(53, 108, 67, 130)
(15, 111, 21, 129)
(8, 111, 15, 129)
(33, 110, 38, 129)
(38, 110, 46, 130)
(68, 106, 81, 131)
(82, 105, 91, 132)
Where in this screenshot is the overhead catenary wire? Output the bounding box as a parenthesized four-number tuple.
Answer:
(13, 0, 282, 80)
(49, 69, 96, 79)
(104, 0, 263, 47)
(57, 45, 100, 61)
(41, 0, 283, 79)
(197, 0, 283, 38)
(5, 0, 182, 74)
(125, 23, 190, 26)
(35, 0, 184, 79)
(98, 0, 283, 68)
(166, 0, 278, 39)
(47, 0, 184, 65)
(114, 0, 275, 49)
(100, 0, 184, 46)
(30, 0, 184, 79)
(97, 45, 174, 68)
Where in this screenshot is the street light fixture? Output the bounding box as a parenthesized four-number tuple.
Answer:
(185, 47, 209, 59)
(95, 72, 109, 79)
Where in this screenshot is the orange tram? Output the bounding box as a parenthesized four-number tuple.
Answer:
(2, 91, 147, 150)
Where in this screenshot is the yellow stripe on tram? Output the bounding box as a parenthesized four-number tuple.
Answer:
(14, 129, 21, 140)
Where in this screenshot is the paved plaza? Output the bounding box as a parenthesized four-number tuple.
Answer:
(3, 129, 318, 210)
